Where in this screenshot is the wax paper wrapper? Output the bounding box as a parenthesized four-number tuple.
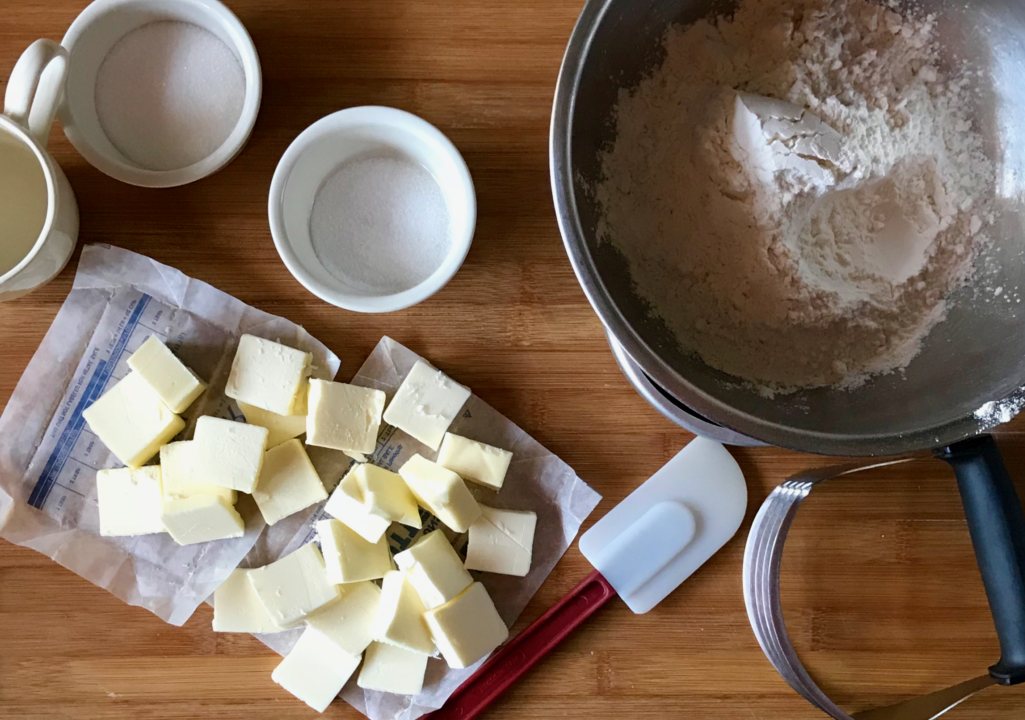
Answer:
(244, 336, 601, 720)
(0, 244, 340, 625)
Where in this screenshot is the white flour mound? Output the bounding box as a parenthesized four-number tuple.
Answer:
(596, 0, 995, 392)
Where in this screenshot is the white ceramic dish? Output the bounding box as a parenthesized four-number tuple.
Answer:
(58, 0, 262, 188)
(268, 106, 476, 313)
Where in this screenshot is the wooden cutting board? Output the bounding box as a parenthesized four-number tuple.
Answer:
(2, 1, 1024, 718)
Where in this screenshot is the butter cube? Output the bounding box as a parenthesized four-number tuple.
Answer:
(252, 439, 327, 525)
(398, 454, 481, 533)
(193, 416, 268, 492)
(358, 641, 429, 696)
(95, 466, 165, 536)
(161, 495, 245, 545)
(356, 464, 421, 527)
(394, 531, 472, 609)
(271, 627, 361, 713)
(437, 433, 513, 491)
(225, 334, 312, 416)
(83, 372, 185, 468)
(324, 482, 390, 543)
(424, 582, 509, 669)
(317, 518, 393, 584)
(325, 463, 421, 543)
(248, 542, 340, 627)
(127, 336, 206, 413)
(305, 581, 381, 655)
(465, 506, 536, 577)
(383, 359, 471, 450)
(238, 401, 307, 448)
(159, 441, 236, 503)
(371, 570, 435, 655)
(212, 568, 281, 633)
(306, 379, 385, 455)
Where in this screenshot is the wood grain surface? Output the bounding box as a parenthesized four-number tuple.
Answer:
(2, 1, 1025, 718)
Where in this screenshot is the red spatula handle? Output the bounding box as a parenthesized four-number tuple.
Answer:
(427, 570, 617, 720)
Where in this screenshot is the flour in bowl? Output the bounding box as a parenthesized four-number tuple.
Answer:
(596, 0, 995, 392)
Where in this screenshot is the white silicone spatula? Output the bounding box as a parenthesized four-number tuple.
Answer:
(427, 437, 748, 719)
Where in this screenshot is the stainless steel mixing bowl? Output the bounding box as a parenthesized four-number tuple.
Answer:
(551, 0, 1025, 457)
(551, 0, 1025, 699)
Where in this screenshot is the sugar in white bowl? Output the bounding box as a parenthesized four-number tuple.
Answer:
(269, 106, 476, 314)
(59, 0, 262, 187)
(94, 21, 246, 171)
(310, 154, 451, 296)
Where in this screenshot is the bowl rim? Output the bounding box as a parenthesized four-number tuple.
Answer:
(548, 0, 990, 457)
(267, 105, 476, 314)
(58, 0, 262, 188)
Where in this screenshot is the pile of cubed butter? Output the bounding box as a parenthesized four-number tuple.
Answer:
(83, 334, 537, 712)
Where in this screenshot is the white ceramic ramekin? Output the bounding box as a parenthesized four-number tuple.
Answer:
(268, 106, 476, 313)
(58, 0, 262, 188)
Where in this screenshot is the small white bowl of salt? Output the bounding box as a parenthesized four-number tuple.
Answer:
(58, 0, 261, 188)
(269, 106, 476, 313)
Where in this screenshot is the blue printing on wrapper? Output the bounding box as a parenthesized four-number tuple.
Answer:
(27, 294, 152, 508)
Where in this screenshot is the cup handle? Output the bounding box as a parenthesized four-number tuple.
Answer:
(4, 39, 69, 148)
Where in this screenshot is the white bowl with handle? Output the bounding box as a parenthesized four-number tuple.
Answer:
(58, 0, 262, 188)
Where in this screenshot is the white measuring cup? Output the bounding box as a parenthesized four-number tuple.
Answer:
(59, 0, 262, 188)
(0, 40, 79, 303)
